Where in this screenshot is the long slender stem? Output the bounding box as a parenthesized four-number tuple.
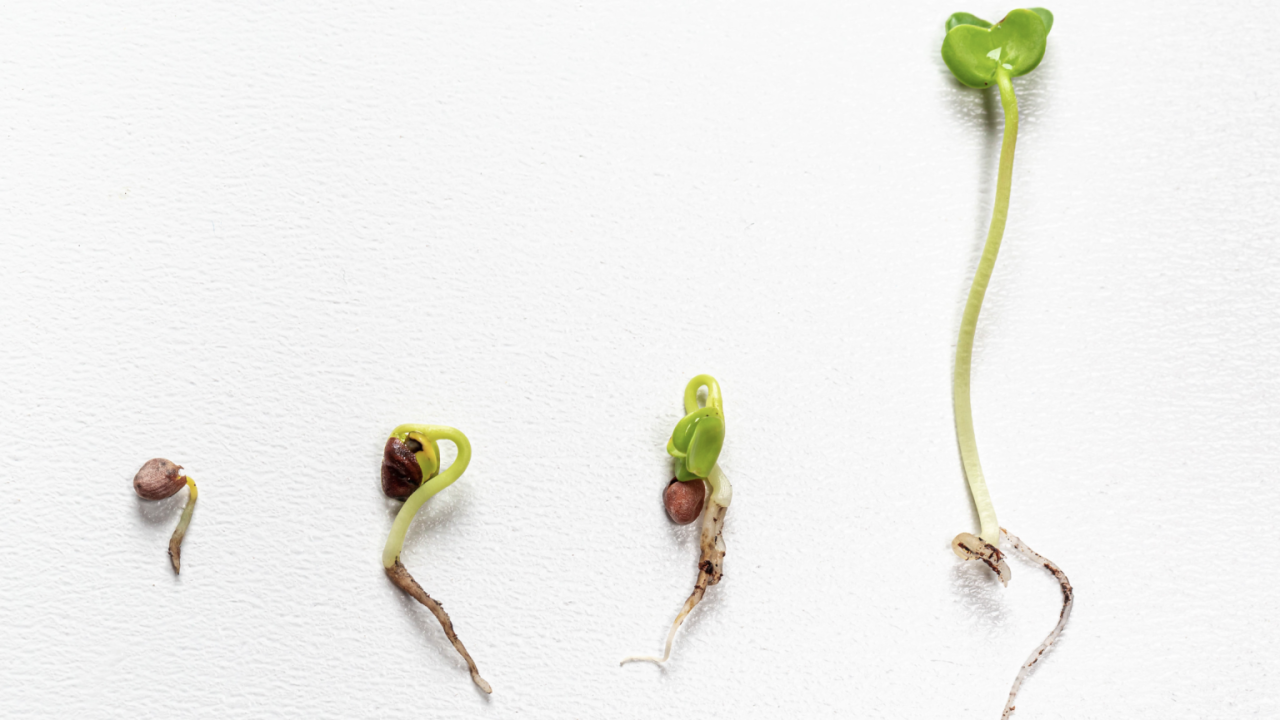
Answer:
(954, 67, 1018, 545)
(382, 425, 471, 569)
(168, 477, 197, 574)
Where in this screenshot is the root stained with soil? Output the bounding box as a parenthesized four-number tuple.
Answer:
(999, 529, 1074, 720)
(168, 530, 185, 573)
(167, 478, 197, 574)
(952, 531, 1011, 586)
(621, 498, 728, 666)
(386, 559, 493, 694)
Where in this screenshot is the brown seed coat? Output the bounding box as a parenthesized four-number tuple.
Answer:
(381, 437, 423, 500)
(133, 458, 186, 500)
(663, 478, 706, 524)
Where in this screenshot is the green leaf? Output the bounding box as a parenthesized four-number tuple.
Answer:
(941, 8, 1051, 89)
(669, 407, 722, 454)
(1029, 7, 1054, 34)
(670, 407, 709, 454)
(945, 12, 991, 32)
(675, 463, 700, 483)
(684, 414, 724, 479)
(410, 434, 441, 480)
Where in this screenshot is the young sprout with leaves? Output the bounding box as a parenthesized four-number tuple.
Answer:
(622, 374, 731, 666)
(380, 424, 492, 694)
(942, 9, 1074, 718)
(132, 458, 199, 574)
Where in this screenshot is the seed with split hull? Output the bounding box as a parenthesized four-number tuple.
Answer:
(133, 458, 186, 500)
(663, 478, 706, 524)
(381, 437, 423, 500)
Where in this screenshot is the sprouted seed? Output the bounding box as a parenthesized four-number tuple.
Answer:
(380, 424, 492, 694)
(941, 9, 1072, 717)
(663, 478, 706, 525)
(622, 374, 731, 667)
(132, 458, 199, 574)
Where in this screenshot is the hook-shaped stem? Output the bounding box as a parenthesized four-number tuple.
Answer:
(381, 424, 490, 694)
(683, 374, 723, 415)
(382, 425, 471, 569)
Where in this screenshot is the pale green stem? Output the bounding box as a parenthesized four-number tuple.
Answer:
(707, 463, 732, 507)
(168, 477, 197, 574)
(382, 426, 471, 568)
(954, 67, 1018, 545)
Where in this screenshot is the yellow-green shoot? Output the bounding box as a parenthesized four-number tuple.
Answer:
(380, 424, 491, 694)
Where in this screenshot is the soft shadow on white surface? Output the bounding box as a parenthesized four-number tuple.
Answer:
(133, 489, 187, 526)
(949, 551, 1010, 631)
(1, 2, 1277, 719)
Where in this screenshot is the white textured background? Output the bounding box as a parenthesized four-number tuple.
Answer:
(2, 2, 1277, 718)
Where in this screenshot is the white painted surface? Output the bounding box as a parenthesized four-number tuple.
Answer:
(1, 2, 1277, 718)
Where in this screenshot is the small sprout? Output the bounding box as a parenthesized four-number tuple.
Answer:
(132, 458, 199, 574)
(941, 9, 1071, 718)
(623, 374, 732, 667)
(663, 478, 706, 525)
(380, 424, 491, 694)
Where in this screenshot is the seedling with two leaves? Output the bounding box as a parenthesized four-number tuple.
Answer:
(942, 9, 1074, 719)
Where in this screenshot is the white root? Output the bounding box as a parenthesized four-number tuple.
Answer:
(621, 485, 729, 666)
(999, 529, 1074, 720)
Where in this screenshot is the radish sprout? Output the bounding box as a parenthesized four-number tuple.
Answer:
(942, 9, 1073, 717)
(381, 424, 492, 694)
(132, 458, 199, 574)
(622, 374, 730, 667)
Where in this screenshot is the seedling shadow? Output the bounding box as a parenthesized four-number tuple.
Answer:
(134, 487, 192, 579)
(665, 504, 702, 549)
(134, 491, 186, 526)
(949, 545, 1009, 631)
